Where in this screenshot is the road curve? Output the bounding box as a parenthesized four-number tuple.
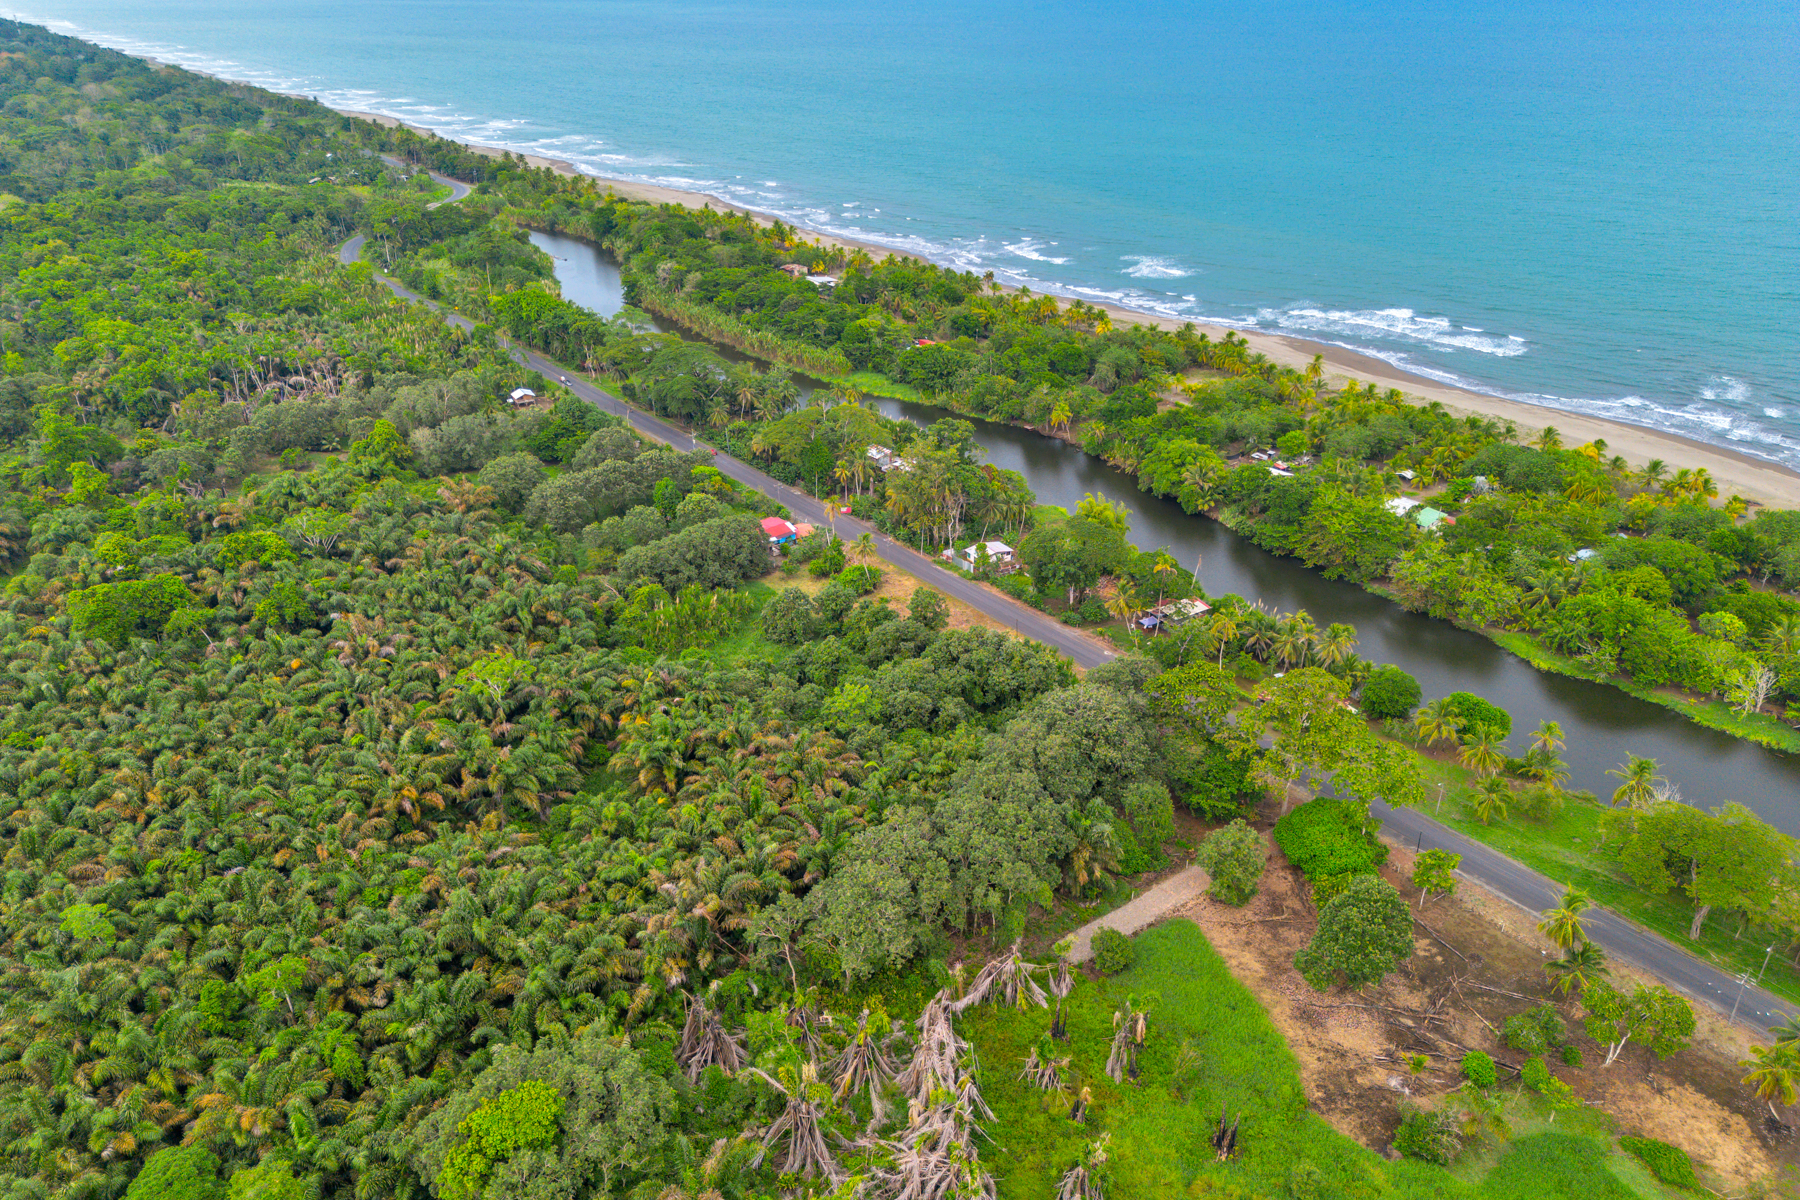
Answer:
(334, 203, 1116, 669)
(1375, 800, 1793, 1030)
(336, 205, 1798, 1034)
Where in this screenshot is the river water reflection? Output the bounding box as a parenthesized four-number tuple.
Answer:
(532, 230, 1800, 833)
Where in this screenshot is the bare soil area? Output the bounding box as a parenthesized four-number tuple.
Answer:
(1170, 824, 1795, 1190)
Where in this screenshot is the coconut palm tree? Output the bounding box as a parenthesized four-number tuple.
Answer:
(1456, 724, 1506, 776)
(1605, 755, 1664, 808)
(1528, 720, 1565, 755)
(1546, 942, 1609, 996)
(1742, 1042, 1800, 1116)
(1150, 553, 1177, 610)
(1768, 1013, 1800, 1047)
(1537, 886, 1592, 951)
(1207, 611, 1241, 669)
(1469, 776, 1510, 826)
(848, 532, 878, 589)
(1315, 623, 1357, 669)
(1413, 698, 1465, 747)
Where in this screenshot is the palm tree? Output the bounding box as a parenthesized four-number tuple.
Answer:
(1207, 611, 1240, 669)
(1456, 724, 1506, 776)
(1528, 720, 1565, 755)
(1533, 426, 1563, 451)
(1150, 553, 1177, 610)
(1605, 755, 1663, 808)
(1469, 776, 1509, 826)
(1413, 698, 1464, 747)
(848, 532, 877, 588)
(1537, 886, 1592, 951)
(1639, 458, 1667, 489)
(1742, 1042, 1800, 1116)
(1049, 400, 1072, 436)
(1546, 942, 1609, 996)
(1518, 745, 1569, 792)
(1768, 1013, 1800, 1047)
(1315, 623, 1357, 669)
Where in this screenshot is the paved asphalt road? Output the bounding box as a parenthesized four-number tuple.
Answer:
(338, 182, 1796, 1035)
(1376, 800, 1795, 1030)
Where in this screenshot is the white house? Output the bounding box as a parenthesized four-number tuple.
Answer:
(954, 540, 1018, 573)
(1384, 497, 1422, 517)
(508, 387, 539, 407)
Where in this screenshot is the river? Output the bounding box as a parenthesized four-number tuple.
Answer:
(530, 229, 1800, 834)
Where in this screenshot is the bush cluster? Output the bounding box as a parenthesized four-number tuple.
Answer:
(1272, 799, 1389, 881)
(1092, 928, 1136, 975)
(1618, 1136, 1699, 1189)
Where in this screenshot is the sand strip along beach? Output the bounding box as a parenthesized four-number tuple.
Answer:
(340, 110, 1800, 510)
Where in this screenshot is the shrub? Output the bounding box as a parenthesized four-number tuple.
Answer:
(1110, 821, 1163, 875)
(761, 587, 818, 644)
(835, 565, 882, 594)
(1076, 596, 1111, 624)
(1092, 928, 1135, 975)
(1560, 1043, 1584, 1067)
(1460, 1050, 1496, 1088)
(1309, 870, 1368, 907)
(806, 540, 845, 576)
(1618, 1136, 1698, 1189)
(1441, 691, 1511, 738)
(1360, 665, 1421, 720)
(1392, 1101, 1462, 1165)
(1295, 874, 1412, 991)
(1503, 1004, 1568, 1056)
(1518, 1055, 1577, 1107)
(1273, 798, 1389, 881)
(908, 586, 949, 631)
(1287, 1162, 1326, 1200)
(1195, 819, 1265, 906)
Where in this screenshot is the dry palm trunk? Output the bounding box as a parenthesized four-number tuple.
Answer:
(949, 941, 1049, 1015)
(744, 1063, 841, 1181)
(829, 1008, 902, 1100)
(1104, 1000, 1148, 1084)
(1019, 1047, 1070, 1091)
(677, 991, 747, 1081)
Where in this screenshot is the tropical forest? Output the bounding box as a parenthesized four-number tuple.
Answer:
(3, 19, 1800, 1200)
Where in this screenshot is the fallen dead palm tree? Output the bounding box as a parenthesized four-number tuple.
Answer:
(1105, 997, 1149, 1084)
(678, 990, 748, 1081)
(745, 1062, 842, 1182)
(829, 1006, 904, 1100)
(1019, 1046, 1070, 1091)
(948, 940, 1049, 1014)
(1055, 1133, 1111, 1200)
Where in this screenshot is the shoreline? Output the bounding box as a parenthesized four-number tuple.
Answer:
(341, 107, 1800, 509)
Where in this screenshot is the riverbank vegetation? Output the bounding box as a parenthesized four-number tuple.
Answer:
(405, 133, 1800, 748)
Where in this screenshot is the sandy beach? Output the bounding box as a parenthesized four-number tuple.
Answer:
(342, 110, 1800, 510)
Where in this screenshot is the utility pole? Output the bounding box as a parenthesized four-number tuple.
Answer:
(1761, 945, 1776, 984)
(1731, 970, 1755, 1023)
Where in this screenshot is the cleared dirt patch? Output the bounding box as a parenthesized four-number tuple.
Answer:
(1164, 823, 1793, 1190)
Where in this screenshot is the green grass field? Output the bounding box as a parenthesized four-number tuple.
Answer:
(964, 921, 1679, 1199)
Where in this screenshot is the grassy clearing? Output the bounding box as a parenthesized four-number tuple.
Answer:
(963, 920, 1666, 1199)
(822, 370, 929, 405)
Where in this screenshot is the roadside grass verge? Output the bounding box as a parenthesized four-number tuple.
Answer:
(1392, 743, 1800, 1010)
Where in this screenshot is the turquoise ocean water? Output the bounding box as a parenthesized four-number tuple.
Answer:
(12, 0, 1799, 467)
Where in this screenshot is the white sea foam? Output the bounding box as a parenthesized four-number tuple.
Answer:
(1700, 375, 1752, 403)
(28, 10, 1796, 471)
(1246, 307, 1528, 357)
(1122, 256, 1192, 279)
(1004, 239, 1070, 265)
